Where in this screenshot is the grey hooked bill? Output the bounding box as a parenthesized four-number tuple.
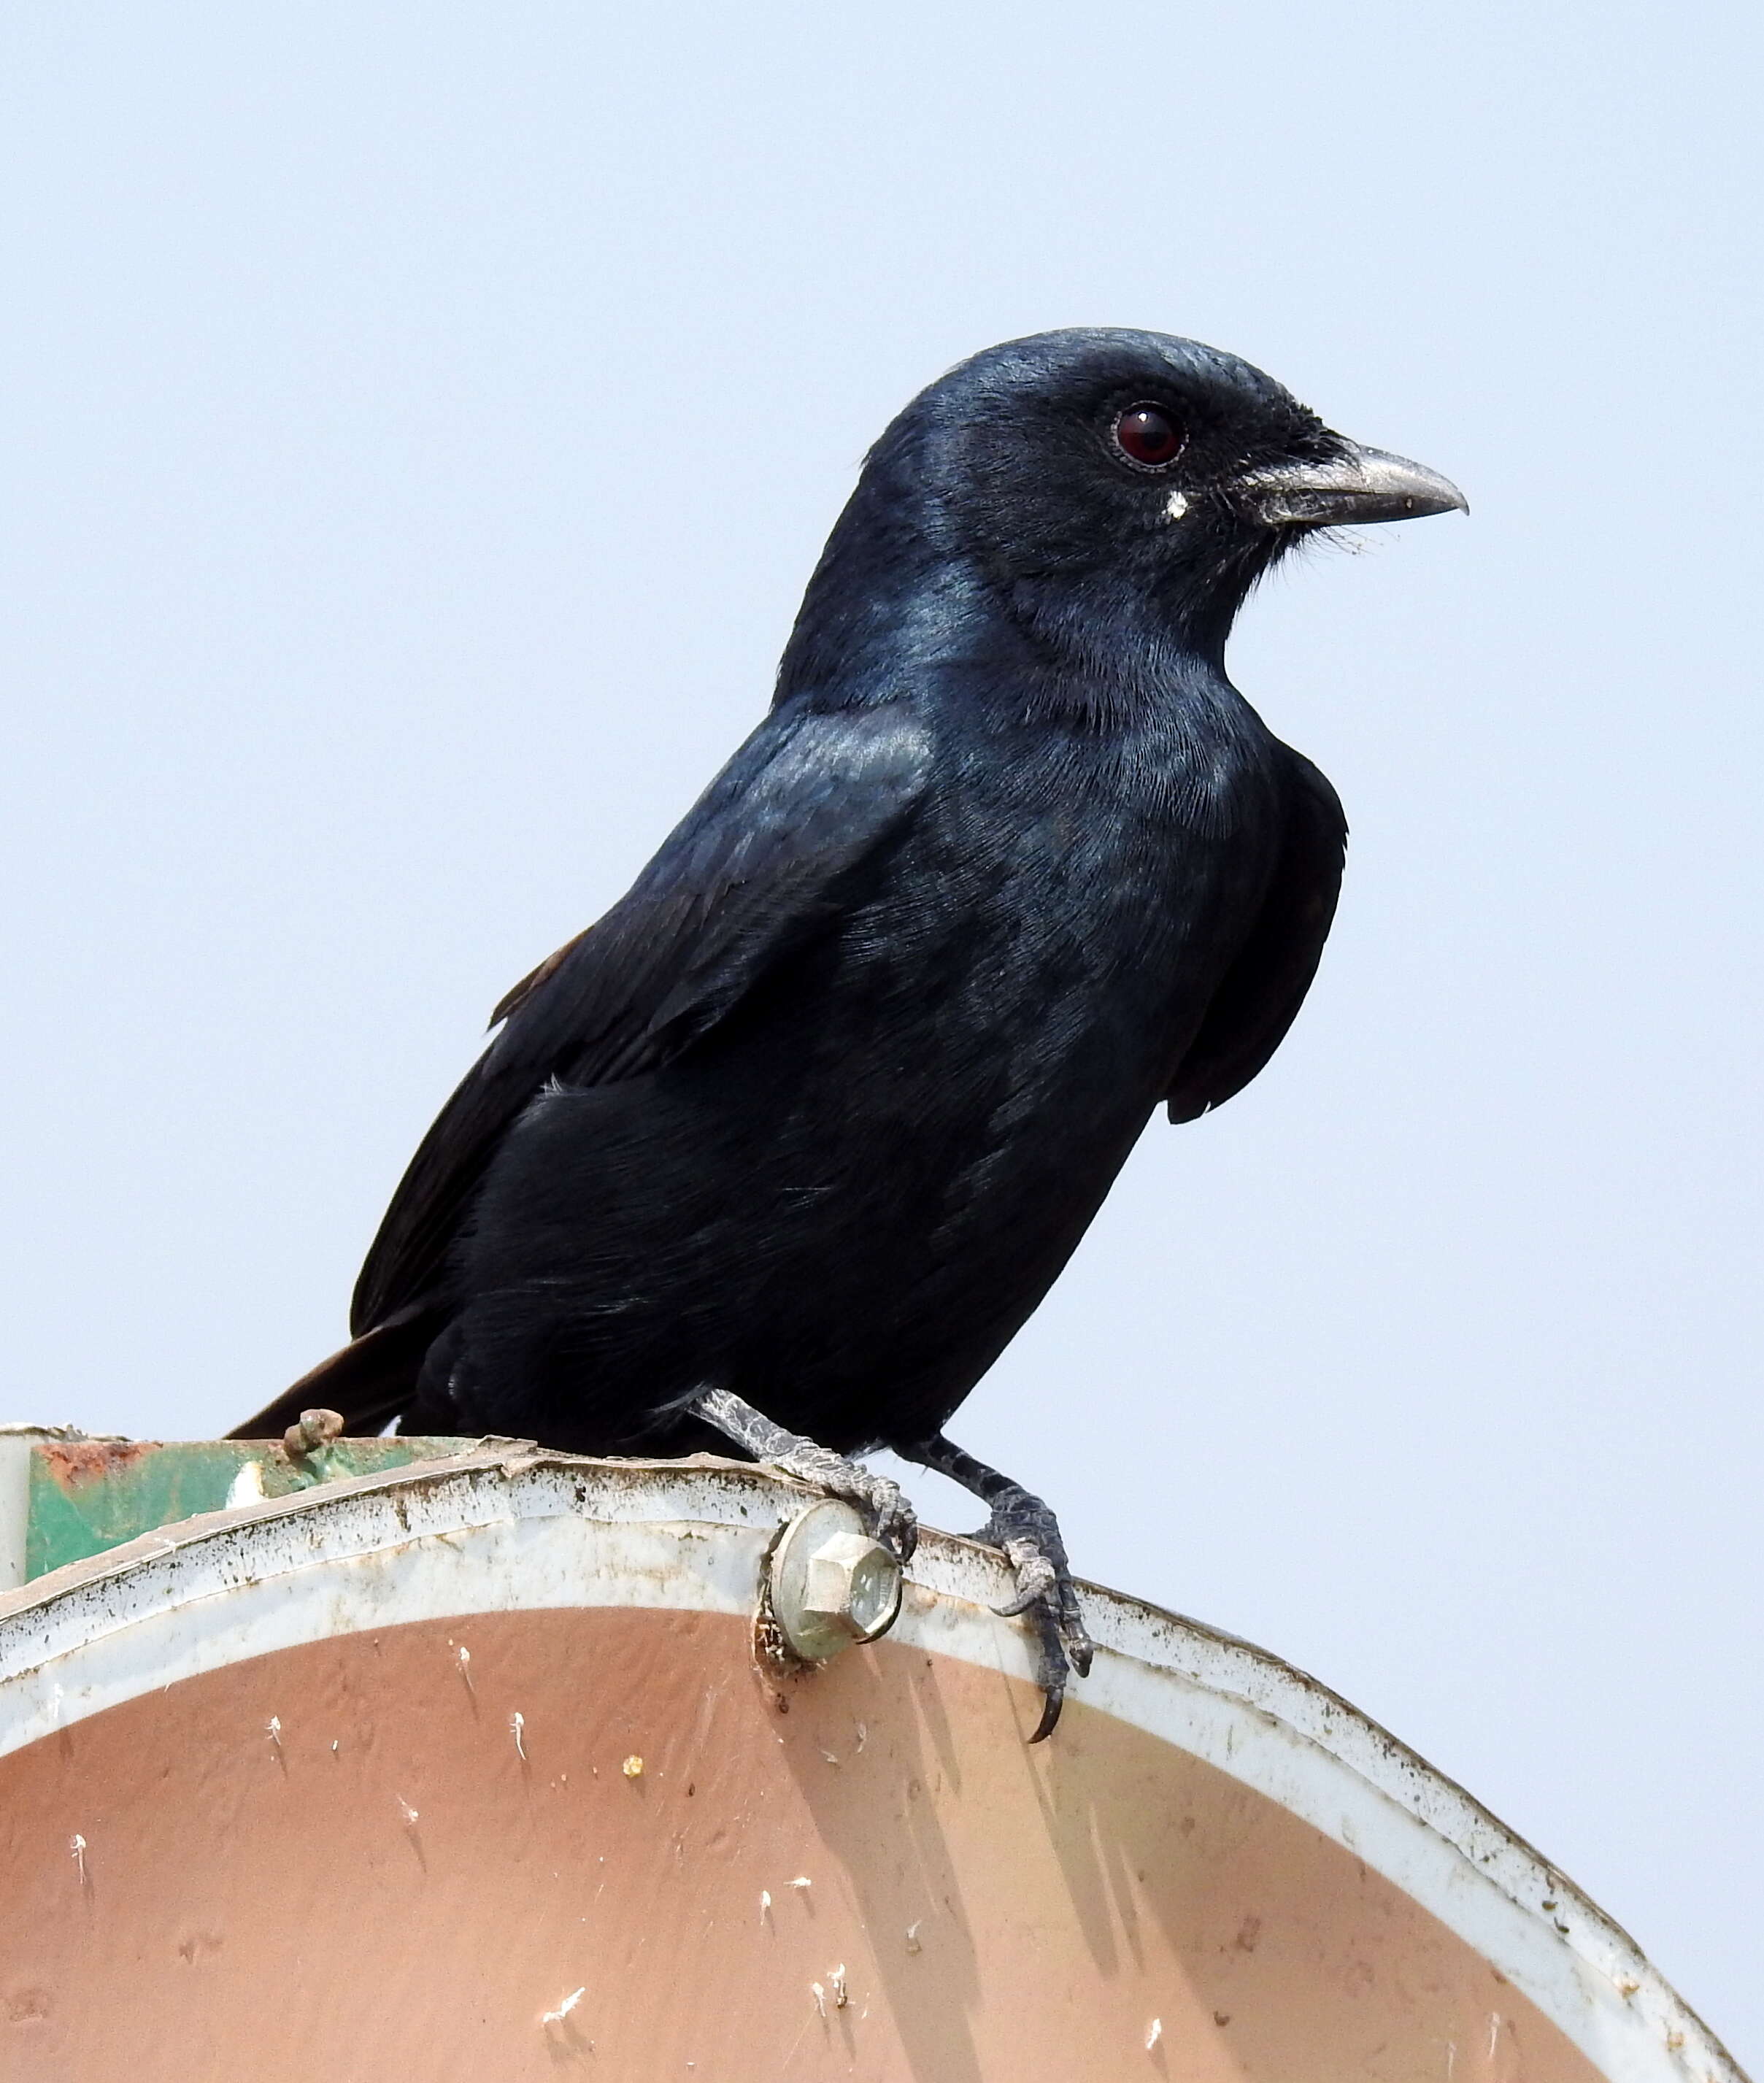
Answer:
(1240, 444, 1468, 528)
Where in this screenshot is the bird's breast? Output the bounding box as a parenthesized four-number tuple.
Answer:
(816, 720, 1282, 1117)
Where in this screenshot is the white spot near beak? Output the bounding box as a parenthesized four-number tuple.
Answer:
(1164, 489, 1189, 521)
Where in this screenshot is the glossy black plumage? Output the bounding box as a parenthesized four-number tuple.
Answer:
(236, 328, 1463, 1729)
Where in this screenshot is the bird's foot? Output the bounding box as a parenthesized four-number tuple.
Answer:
(975, 1485, 1094, 1741)
(769, 1439, 917, 1563)
(693, 1387, 916, 1561)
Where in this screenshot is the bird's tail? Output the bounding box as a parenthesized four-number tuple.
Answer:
(225, 1306, 440, 1441)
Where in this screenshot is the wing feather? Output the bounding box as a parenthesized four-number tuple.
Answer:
(350, 703, 931, 1333)
(1166, 747, 1347, 1123)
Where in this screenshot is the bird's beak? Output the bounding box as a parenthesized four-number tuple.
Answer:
(1233, 442, 1468, 528)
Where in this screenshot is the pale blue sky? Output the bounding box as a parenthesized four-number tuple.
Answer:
(3, 2, 1759, 2061)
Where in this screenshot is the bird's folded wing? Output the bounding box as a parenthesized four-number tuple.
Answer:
(1165, 747, 1347, 1123)
(350, 702, 932, 1335)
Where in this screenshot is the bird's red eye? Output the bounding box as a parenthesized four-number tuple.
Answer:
(1112, 403, 1185, 469)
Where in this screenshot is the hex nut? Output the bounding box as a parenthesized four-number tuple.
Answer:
(767, 1500, 904, 1663)
(804, 1531, 901, 1642)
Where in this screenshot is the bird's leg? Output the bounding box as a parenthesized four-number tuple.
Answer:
(693, 1387, 917, 1561)
(905, 1433, 1094, 1741)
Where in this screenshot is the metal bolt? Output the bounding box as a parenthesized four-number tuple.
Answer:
(767, 1499, 904, 1663)
(284, 1407, 345, 1458)
(804, 1532, 898, 1641)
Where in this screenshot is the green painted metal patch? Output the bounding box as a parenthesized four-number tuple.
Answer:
(21, 1434, 475, 1581)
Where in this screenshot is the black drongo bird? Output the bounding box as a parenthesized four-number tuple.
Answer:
(234, 329, 1464, 1736)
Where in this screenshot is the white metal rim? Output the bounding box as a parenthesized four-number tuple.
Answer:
(0, 1449, 1739, 2083)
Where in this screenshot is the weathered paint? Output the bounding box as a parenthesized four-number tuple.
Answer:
(0, 1451, 1744, 2083)
(1, 1429, 474, 1582)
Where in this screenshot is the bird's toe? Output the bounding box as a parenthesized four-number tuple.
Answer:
(772, 1440, 917, 1563)
(994, 1536, 1059, 1617)
(866, 1476, 918, 1563)
(973, 1487, 1089, 1740)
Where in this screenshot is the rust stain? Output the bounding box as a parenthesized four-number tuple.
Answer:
(36, 1441, 154, 1489)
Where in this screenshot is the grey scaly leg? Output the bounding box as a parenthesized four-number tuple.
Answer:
(693, 1387, 917, 1560)
(906, 1432, 1093, 1741)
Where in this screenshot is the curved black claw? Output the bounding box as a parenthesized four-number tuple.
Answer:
(977, 1486, 1094, 1741)
(774, 1441, 918, 1563)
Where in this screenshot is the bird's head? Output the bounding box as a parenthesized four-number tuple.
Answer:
(782, 328, 1465, 695)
